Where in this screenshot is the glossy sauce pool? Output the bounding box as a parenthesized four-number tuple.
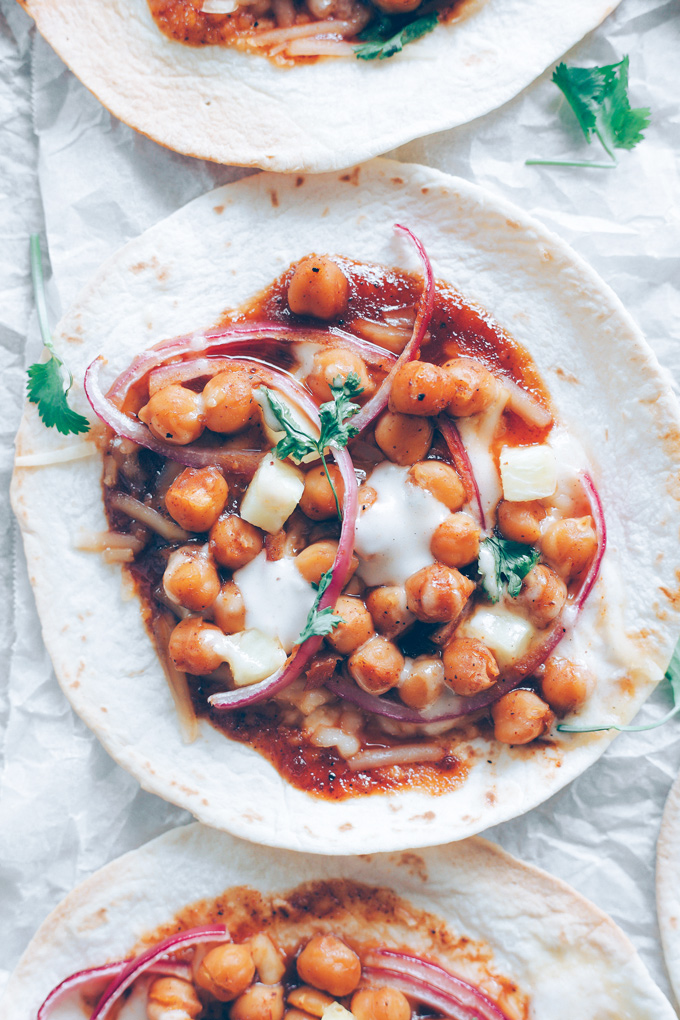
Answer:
(107, 257, 552, 801)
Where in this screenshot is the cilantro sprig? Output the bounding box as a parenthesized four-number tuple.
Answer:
(264, 373, 362, 517)
(354, 10, 438, 61)
(558, 642, 680, 735)
(477, 535, 540, 604)
(298, 569, 344, 643)
(527, 56, 650, 169)
(26, 235, 90, 436)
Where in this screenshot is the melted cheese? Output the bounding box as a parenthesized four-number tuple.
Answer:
(354, 463, 449, 586)
(234, 551, 316, 652)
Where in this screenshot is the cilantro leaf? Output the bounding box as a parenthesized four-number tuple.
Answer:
(264, 374, 363, 519)
(603, 56, 651, 150)
(264, 388, 317, 463)
(298, 569, 344, 643)
(27, 358, 90, 436)
(478, 535, 540, 604)
(551, 61, 615, 141)
(558, 642, 680, 735)
(355, 11, 438, 61)
(527, 55, 650, 169)
(317, 372, 362, 451)
(26, 234, 90, 437)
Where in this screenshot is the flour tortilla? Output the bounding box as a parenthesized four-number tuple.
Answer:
(19, 0, 622, 172)
(11, 159, 680, 853)
(1, 823, 674, 1020)
(657, 773, 680, 1005)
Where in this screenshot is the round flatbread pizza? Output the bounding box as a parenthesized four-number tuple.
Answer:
(657, 771, 680, 1004)
(18, 0, 621, 171)
(11, 158, 680, 853)
(1, 823, 674, 1020)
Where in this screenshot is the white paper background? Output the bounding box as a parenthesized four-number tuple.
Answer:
(1, 0, 679, 1006)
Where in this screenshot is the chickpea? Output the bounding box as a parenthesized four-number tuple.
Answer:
(443, 637, 499, 697)
(496, 500, 545, 545)
(398, 656, 444, 710)
(431, 513, 480, 568)
(296, 935, 361, 998)
(388, 361, 454, 417)
(288, 257, 350, 321)
(210, 513, 264, 570)
(405, 563, 475, 623)
(139, 384, 205, 446)
(213, 580, 246, 634)
(541, 516, 597, 581)
(358, 484, 377, 513)
(348, 635, 404, 695)
(295, 540, 358, 586)
(147, 978, 201, 1020)
(325, 596, 375, 654)
(163, 546, 221, 613)
(374, 411, 433, 466)
(195, 943, 256, 1002)
(492, 689, 554, 745)
(351, 987, 411, 1020)
(168, 617, 224, 675)
(365, 585, 414, 637)
(165, 466, 229, 533)
(287, 987, 334, 1016)
(305, 348, 373, 403)
(408, 461, 466, 512)
(516, 564, 567, 629)
(300, 464, 346, 521)
(231, 984, 285, 1020)
(202, 370, 257, 435)
(372, 0, 420, 12)
(541, 657, 594, 715)
(442, 357, 498, 417)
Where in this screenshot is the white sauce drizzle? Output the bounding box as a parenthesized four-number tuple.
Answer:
(234, 551, 316, 653)
(354, 463, 449, 587)
(456, 390, 508, 525)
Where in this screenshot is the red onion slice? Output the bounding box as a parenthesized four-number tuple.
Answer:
(84, 356, 320, 476)
(362, 950, 512, 1020)
(84, 357, 263, 475)
(37, 942, 211, 1020)
(437, 415, 486, 530)
(325, 674, 467, 724)
(328, 471, 606, 725)
(87, 926, 228, 1020)
(351, 224, 435, 435)
(108, 322, 395, 403)
(208, 383, 359, 710)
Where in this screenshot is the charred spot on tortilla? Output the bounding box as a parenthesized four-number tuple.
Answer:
(83, 231, 607, 800)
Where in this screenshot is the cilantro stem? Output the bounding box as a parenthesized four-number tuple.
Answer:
(525, 158, 617, 169)
(30, 234, 55, 353)
(321, 453, 342, 519)
(558, 702, 680, 734)
(594, 126, 617, 163)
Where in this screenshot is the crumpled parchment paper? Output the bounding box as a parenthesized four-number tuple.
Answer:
(1, 0, 679, 1003)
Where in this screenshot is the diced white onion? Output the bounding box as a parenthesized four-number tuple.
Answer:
(499, 445, 557, 501)
(208, 628, 287, 687)
(240, 455, 304, 534)
(322, 1004, 356, 1020)
(460, 606, 533, 668)
(201, 0, 239, 13)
